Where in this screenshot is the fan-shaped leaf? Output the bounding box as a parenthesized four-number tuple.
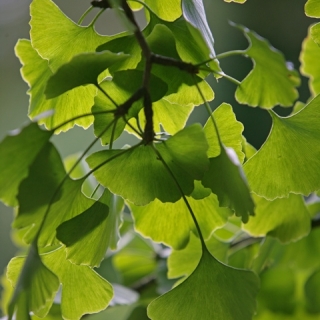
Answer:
(234, 24, 300, 108)
(148, 248, 259, 320)
(305, 0, 320, 17)
(244, 95, 320, 199)
(87, 124, 209, 205)
(0, 123, 51, 207)
(244, 194, 310, 243)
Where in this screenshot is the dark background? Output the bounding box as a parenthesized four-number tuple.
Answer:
(0, 0, 315, 310)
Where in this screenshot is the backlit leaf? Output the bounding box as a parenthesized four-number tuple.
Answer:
(57, 189, 124, 267)
(244, 95, 320, 199)
(300, 28, 320, 96)
(234, 24, 300, 108)
(129, 185, 230, 249)
(7, 245, 59, 319)
(202, 145, 255, 223)
(0, 123, 51, 207)
(204, 103, 245, 162)
(144, 0, 182, 21)
(13, 143, 95, 246)
(148, 248, 259, 320)
(45, 51, 129, 99)
(305, 0, 320, 17)
(30, 0, 110, 72)
(305, 268, 320, 313)
(224, 0, 246, 3)
(15, 39, 96, 132)
(87, 124, 209, 205)
(244, 194, 310, 243)
(42, 247, 113, 320)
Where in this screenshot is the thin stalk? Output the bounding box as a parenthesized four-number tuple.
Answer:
(199, 67, 241, 86)
(78, 6, 94, 25)
(195, 50, 246, 67)
(122, 115, 144, 138)
(150, 144, 206, 248)
(97, 83, 119, 108)
(90, 183, 101, 198)
(109, 117, 119, 150)
(89, 8, 106, 27)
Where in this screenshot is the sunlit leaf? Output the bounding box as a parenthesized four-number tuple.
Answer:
(244, 95, 320, 199)
(305, 0, 320, 17)
(45, 51, 129, 99)
(7, 245, 59, 319)
(204, 103, 245, 162)
(42, 247, 113, 320)
(87, 124, 209, 205)
(13, 143, 94, 246)
(57, 189, 124, 267)
(244, 194, 310, 243)
(15, 39, 96, 132)
(129, 183, 230, 249)
(148, 248, 259, 320)
(144, 0, 182, 21)
(0, 123, 51, 207)
(234, 24, 300, 108)
(300, 28, 320, 96)
(224, 0, 246, 3)
(202, 145, 255, 223)
(30, 0, 110, 72)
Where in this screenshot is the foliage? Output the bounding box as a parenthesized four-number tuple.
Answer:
(1, 0, 320, 319)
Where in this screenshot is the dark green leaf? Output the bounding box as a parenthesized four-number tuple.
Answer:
(45, 51, 129, 99)
(0, 123, 51, 206)
(305, 268, 320, 313)
(202, 145, 255, 223)
(148, 248, 259, 320)
(87, 124, 209, 205)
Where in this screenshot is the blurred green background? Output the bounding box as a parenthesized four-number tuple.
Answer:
(0, 0, 314, 310)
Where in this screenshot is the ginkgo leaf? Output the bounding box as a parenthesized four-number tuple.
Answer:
(87, 124, 209, 205)
(202, 145, 255, 223)
(30, 0, 111, 72)
(148, 248, 259, 320)
(204, 103, 245, 162)
(305, 269, 320, 313)
(305, 0, 320, 17)
(0, 123, 51, 207)
(57, 189, 124, 267)
(7, 245, 60, 319)
(234, 24, 300, 108)
(13, 142, 95, 246)
(243, 194, 310, 243)
(300, 28, 320, 96)
(129, 186, 230, 249)
(144, 0, 182, 21)
(15, 39, 96, 132)
(45, 51, 129, 99)
(244, 95, 320, 200)
(224, 0, 246, 3)
(42, 247, 113, 320)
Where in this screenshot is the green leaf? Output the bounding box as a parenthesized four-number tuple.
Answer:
(243, 194, 310, 243)
(148, 248, 259, 320)
(42, 247, 113, 320)
(7, 245, 59, 319)
(30, 0, 110, 72)
(224, 0, 246, 3)
(129, 184, 230, 249)
(144, 0, 182, 21)
(0, 123, 51, 207)
(311, 23, 320, 46)
(15, 39, 96, 132)
(45, 51, 129, 99)
(13, 142, 95, 246)
(244, 95, 320, 199)
(182, 0, 216, 58)
(300, 28, 320, 96)
(234, 24, 300, 108)
(57, 189, 124, 267)
(305, 0, 320, 17)
(305, 268, 320, 313)
(202, 145, 255, 223)
(204, 103, 245, 162)
(87, 124, 209, 205)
